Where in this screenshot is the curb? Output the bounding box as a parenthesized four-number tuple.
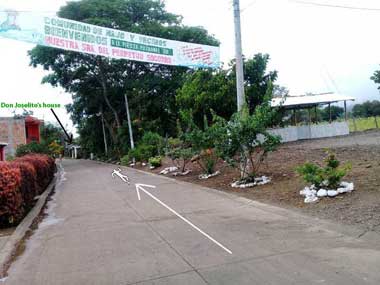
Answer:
(0, 166, 60, 277)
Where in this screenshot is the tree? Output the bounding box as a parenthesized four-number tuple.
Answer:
(176, 69, 236, 128)
(176, 53, 279, 128)
(243, 54, 278, 114)
(320, 106, 344, 121)
(29, 0, 219, 157)
(352, 100, 380, 117)
(371, 69, 380, 93)
(213, 86, 281, 182)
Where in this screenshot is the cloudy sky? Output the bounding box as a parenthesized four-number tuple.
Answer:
(1, 0, 380, 134)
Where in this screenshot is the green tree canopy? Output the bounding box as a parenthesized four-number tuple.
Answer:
(28, 0, 219, 157)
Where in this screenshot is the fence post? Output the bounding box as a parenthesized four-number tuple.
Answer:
(352, 115, 357, 132)
(375, 116, 379, 129)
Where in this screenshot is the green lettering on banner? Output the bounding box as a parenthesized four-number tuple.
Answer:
(111, 39, 173, 56)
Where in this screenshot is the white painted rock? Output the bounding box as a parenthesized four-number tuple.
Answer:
(317, 189, 328, 197)
(304, 195, 318, 203)
(337, 187, 347, 194)
(159, 166, 178, 175)
(327, 190, 338, 197)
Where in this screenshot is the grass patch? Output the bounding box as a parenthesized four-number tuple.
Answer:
(349, 116, 379, 132)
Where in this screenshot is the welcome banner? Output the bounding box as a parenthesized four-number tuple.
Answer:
(0, 10, 220, 68)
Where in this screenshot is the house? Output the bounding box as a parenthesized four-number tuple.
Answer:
(0, 116, 42, 160)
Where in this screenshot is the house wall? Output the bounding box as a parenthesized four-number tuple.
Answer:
(0, 117, 26, 158)
(268, 121, 350, 143)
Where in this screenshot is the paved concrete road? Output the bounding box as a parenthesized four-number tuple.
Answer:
(5, 159, 380, 285)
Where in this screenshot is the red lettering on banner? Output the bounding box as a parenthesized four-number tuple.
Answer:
(98, 46, 109, 55)
(111, 48, 144, 60)
(82, 43, 95, 53)
(180, 45, 213, 65)
(146, 54, 172, 64)
(45, 36, 79, 50)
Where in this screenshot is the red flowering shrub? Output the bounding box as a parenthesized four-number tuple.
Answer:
(16, 154, 55, 193)
(0, 154, 56, 227)
(9, 161, 38, 211)
(0, 163, 23, 226)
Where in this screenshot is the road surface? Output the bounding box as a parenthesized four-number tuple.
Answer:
(4, 159, 380, 284)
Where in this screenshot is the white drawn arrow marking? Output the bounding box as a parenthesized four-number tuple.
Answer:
(135, 183, 232, 254)
(111, 168, 130, 184)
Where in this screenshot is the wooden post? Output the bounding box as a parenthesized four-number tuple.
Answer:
(308, 108, 312, 125)
(375, 116, 379, 129)
(328, 103, 332, 123)
(314, 106, 318, 123)
(352, 115, 357, 132)
(344, 101, 347, 121)
(293, 109, 297, 125)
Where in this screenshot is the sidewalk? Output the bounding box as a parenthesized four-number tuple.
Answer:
(4, 159, 380, 284)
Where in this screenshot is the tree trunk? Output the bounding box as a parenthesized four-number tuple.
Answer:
(97, 59, 121, 129)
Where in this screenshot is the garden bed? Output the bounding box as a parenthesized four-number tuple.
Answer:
(133, 130, 380, 234)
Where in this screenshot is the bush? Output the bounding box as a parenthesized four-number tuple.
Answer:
(149, 156, 162, 168)
(141, 132, 164, 156)
(128, 144, 155, 162)
(296, 151, 351, 189)
(16, 142, 50, 157)
(9, 161, 38, 211)
(120, 154, 131, 166)
(16, 154, 55, 193)
(0, 162, 23, 226)
(0, 154, 56, 227)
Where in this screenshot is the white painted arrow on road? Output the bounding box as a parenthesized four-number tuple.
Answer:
(134, 183, 232, 254)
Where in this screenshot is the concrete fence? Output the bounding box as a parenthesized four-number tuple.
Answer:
(268, 121, 350, 143)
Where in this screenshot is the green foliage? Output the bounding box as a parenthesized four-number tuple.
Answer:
(176, 69, 236, 128)
(120, 154, 131, 166)
(128, 145, 155, 162)
(212, 87, 281, 180)
(296, 162, 324, 188)
(29, 0, 219, 157)
(296, 151, 351, 189)
(243, 54, 278, 115)
(352, 100, 380, 118)
(141, 132, 164, 156)
(149, 156, 162, 168)
(16, 142, 50, 157)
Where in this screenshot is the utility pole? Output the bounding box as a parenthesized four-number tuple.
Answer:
(124, 93, 135, 150)
(233, 0, 245, 112)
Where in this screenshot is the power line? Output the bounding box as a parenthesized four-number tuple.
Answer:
(241, 0, 257, 13)
(290, 0, 380, 12)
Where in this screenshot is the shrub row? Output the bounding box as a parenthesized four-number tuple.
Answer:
(0, 154, 55, 227)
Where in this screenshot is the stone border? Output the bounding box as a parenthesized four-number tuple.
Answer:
(0, 167, 60, 277)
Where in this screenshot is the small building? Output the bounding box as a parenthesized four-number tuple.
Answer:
(0, 116, 42, 160)
(270, 93, 355, 143)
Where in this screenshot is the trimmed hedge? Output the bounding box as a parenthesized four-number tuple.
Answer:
(0, 154, 56, 227)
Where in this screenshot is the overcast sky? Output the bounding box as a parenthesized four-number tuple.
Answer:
(1, 0, 380, 134)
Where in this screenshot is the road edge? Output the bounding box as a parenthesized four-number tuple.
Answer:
(0, 163, 61, 277)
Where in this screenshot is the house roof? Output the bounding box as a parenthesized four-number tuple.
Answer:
(271, 93, 355, 109)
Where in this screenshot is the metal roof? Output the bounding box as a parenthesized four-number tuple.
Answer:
(271, 93, 355, 109)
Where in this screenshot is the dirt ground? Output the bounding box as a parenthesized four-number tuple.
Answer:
(138, 130, 380, 235)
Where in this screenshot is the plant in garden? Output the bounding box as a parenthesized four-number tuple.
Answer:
(212, 91, 281, 183)
(148, 156, 162, 168)
(186, 115, 223, 176)
(16, 142, 50, 157)
(167, 139, 194, 173)
(296, 151, 351, 189)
